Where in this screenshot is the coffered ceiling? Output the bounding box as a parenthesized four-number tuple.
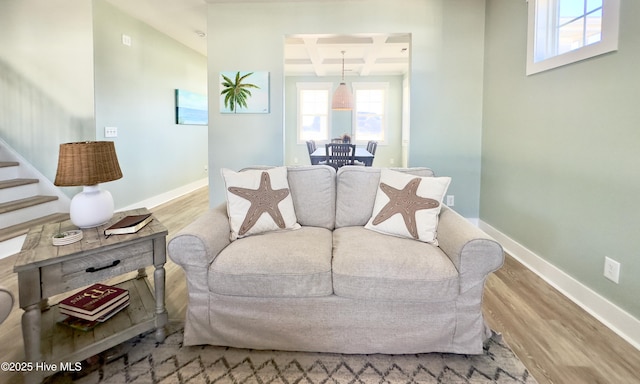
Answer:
(284, 34, 410, 77)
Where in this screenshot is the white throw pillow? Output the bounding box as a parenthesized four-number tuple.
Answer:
(365, 169, 451, 244)
(222, 167, 300, 240)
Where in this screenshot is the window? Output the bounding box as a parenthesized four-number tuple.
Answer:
(297, 83, 331, 143)
(353, 83, 388, 143)
(526, 0, 620, 75)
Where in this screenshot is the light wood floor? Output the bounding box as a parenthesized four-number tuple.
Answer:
(1, 186, 639, 384)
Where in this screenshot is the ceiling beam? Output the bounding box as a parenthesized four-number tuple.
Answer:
(360, 35, 387, 76)
(302, 38, 325, 77)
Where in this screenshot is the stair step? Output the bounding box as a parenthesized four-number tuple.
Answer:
(0, 162, 19, 168)
(0, 195, 59, 215)
(0, 178, 39, 190)
(0, 212, 70, 243)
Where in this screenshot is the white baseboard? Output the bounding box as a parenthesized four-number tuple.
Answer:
(117, 177, 209, 212)
(466, 217, 479, 226)
(479, 220, 640, 351)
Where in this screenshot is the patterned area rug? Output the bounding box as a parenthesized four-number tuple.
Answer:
(47, 322, 537, 384)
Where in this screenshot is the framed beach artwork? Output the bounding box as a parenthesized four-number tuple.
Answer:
(175, 89, 208, 125)
(219, 71, 270, 114)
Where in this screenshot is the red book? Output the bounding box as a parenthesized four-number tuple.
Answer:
(60, 295, 129, 321)
(58, 283, 128, 316)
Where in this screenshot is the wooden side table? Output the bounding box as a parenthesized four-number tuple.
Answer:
(13, 208, 168, 384)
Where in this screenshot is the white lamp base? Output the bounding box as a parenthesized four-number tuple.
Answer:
(70, 185, 115, 228)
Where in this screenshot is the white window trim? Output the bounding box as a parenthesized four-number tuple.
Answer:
(526, 0, 620, 75)
(296, 82, 332, 144)
(351, 82, 389, 145)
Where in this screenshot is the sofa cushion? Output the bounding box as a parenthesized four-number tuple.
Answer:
(365, 169, 451, 244)
(209, 227, 333, 298)
(287, 165, 336, 230)
(332, 226, 459, 302)
(336, 166, 435, 228)
(222, 167, 300, 240)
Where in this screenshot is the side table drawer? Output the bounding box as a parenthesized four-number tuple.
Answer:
(41, 241, 154, 297)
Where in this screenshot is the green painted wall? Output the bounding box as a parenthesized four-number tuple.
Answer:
(283, 75, 404, 168)
(207, 0, 487, 219)
(408, 0, 487, 219)
(482, 0, 640, 318)
(0, 0, 208, 208)
(93, 0, 208, 209)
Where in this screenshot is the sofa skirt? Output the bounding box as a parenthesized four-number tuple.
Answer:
(182, 290, 491, 355)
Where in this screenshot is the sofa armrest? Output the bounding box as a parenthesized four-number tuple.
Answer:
(437, 206, 504, 293)
(167, 203, 231, 269)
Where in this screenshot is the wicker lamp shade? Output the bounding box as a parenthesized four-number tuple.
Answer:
(331, 51, 354, 111)
(54, 141, 122, 187)
(331, 83, 354, 110)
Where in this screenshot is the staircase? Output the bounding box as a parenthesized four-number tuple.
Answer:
(0, 141, 70, 258)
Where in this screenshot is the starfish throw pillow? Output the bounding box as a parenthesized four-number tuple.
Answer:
(365, 169, 451, 244)
(222, 167, 300, 240)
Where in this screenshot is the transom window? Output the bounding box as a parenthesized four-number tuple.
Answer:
(353, 83, 388, 143)
(526, 0, 620, 75)
(297, 83, 331, 142)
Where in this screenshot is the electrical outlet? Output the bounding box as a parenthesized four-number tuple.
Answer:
(604, 257, 620, 284)
(446, 195, 455, 206)
(104, 127, 118, 138)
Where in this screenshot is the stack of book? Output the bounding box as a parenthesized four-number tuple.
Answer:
(58, 283, 129, 331)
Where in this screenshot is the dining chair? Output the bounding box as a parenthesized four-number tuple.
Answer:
(355, 141, 378, 166)
(366, 141, 378, 156)
(325, 143, 355, 169)
(306, 140, 316, 155)
(307, 140, 326, 165)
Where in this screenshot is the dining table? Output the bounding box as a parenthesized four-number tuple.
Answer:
(309, 146, 375, 166)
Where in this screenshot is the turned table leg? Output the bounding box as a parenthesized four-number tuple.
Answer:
(21, 303, 42, 384)
(153, 236, 168, 342)
(154, 265, 167, 342)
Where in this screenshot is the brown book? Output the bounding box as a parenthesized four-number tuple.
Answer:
(59, 316, 100, 332)
(104, 213, 152, 236)
(58, 283, 128, 315)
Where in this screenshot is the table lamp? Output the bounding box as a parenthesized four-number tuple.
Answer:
(54, 141, 123, 228)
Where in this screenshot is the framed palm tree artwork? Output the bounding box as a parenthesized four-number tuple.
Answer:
(219, 71, 270, 114)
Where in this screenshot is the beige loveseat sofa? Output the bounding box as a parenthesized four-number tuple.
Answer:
(168, 165, 504, 355)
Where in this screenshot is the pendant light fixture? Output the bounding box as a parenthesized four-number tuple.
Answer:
(331, 51, 354, 110)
